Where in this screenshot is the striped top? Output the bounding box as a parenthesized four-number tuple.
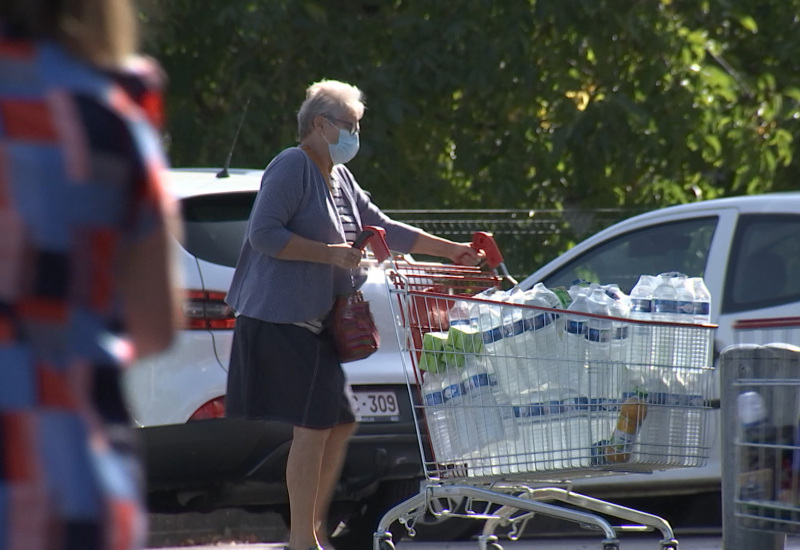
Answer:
(331, 173, 359, 243)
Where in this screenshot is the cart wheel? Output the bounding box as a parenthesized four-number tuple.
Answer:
(486, 543, 503, 550)
(601, 543, 619, 550)
(377, 540, 395, 550)
(660, 543, 679, 550)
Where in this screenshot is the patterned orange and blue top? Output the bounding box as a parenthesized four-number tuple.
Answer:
(0, 36, 170, 550)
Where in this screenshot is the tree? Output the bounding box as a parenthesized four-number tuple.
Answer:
(139, 0, 800, 212)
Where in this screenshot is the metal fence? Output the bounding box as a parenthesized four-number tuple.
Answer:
(386, 208, 645, 282)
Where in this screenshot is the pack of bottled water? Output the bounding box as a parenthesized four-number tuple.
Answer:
(622, 273, 712, 466)
(491, 285, 561, 399)
(419, 273, 713, 477)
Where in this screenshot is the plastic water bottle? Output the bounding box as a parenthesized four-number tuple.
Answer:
(513, 388, 559, 471)
(586, 288, 614, 400)
(496, 287, 558, 398)
(629, 274, 656, 369)
(468, 291, 506, 403)
(605, 285, 631, 365)
(652, 273, 679, 367)
(603, 285, 632, 399)
(493, 289, 526, 397)
(652, 273, 680, 322)
(557, 386, 591, 468)
(603, 283, 628, 304)
(461, 355, 505, 449)
(442, 367, 478, 456)
(586, 288, 613, 359)
(531, 282, 562, 307)
(673, 274, 695, 323)
(470, 292, 504, 354)
(687, 276, 713, 367)
(523, 285, 561, 361)
(465, 345, 519, 475)
(531, 282, 565, 335)
(448, 299, 472, 328)
(421, 372, 455, 461)
(471, 289, 504, 322)
(691, 277, 711, 325)
(562, 290, 591, 395)
(567, 280, 594, 300)
(671, 274, 695, 367)
(514, 385, 589, 471)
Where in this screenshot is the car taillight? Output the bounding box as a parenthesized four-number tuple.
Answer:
(184, 290, 236, 330)
(189, 396, 226, 421)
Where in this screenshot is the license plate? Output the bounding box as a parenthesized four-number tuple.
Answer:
(350, 390, 400, 422)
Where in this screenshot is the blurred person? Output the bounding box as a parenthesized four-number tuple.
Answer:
(0, 0, 180, 549)
(224, 79, 483, 550)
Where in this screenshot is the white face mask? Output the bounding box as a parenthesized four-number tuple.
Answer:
(323, 122, 360, 165)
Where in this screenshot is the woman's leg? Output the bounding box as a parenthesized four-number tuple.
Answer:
(286, 425, 331, 550)
(313, 421, 357, 546)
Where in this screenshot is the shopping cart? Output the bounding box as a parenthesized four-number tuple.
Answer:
(721, 317, 800, 550)
(358, 228, 717, 550)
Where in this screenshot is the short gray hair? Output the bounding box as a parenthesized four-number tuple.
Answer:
(297, 79, 366, 140)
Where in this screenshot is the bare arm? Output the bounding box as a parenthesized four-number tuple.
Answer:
(277, 234, 364, 269)
(409, 232, 483, 265)
(117, 221, 181, 359)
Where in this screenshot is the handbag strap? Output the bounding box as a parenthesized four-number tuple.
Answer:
(349, 269, 357, 292)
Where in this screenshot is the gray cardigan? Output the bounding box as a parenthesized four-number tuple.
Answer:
(226, 147, 422, 323)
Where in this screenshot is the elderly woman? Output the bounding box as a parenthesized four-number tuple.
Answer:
(225, 79, 481, 550)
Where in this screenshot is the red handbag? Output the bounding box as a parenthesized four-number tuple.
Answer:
(331, 290, 380, 363)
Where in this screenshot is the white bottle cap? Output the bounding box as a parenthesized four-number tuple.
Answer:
(737, 391, 767, 426)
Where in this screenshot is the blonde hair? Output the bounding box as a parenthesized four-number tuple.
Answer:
(297, 79, 366, 140)
(1, 0, 137, 66)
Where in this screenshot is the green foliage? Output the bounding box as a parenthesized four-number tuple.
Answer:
(139, 0, 800, 215)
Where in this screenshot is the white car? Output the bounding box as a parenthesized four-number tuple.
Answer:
(515, 192, 800, 507)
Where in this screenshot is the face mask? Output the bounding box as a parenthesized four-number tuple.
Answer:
(323, 126, 360, 165)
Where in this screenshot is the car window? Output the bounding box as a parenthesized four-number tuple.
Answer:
(180, 192, 256, 268)
(540, 217, 718, 294)
(723, 214, 800, 313)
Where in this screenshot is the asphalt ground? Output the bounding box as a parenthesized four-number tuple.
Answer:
(147, 491, 724, 548)
(145, 490, 800, 549)
(147, 510, 723, 549)
(150, 535, 800, 550)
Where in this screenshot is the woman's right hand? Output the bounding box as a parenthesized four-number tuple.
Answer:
(327, 243, 363, 269)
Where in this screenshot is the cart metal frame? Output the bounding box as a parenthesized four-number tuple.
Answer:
(361, 228, 716, 550)
(721, 317, 800, 550)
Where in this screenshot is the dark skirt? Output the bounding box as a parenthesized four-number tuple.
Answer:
(225, 315, 356, 429)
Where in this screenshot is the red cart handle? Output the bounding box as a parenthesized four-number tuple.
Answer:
(471, 231, 504, 269)
(353, 226, 391, 262)
(354, 227, 505, 271)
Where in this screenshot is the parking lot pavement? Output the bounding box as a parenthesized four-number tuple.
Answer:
(151, 534, 800, 550)
(146, 507, 800, 549)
